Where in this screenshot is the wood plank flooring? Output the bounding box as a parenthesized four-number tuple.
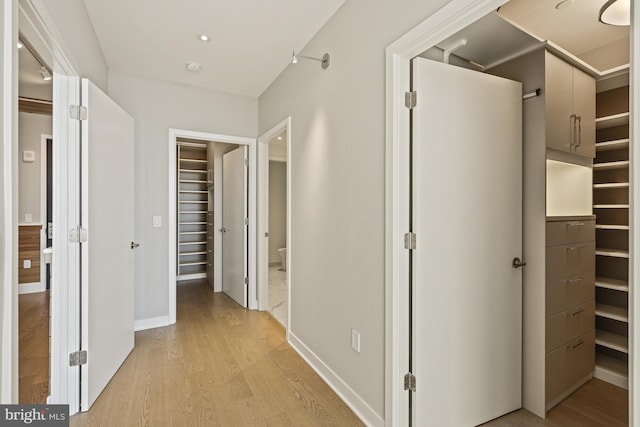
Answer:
(70, 279, 363, 426)
(19, 290, 50, 404)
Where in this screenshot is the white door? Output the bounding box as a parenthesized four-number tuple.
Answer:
(222, 146, 248, 307)
(411, 58, 523, 426)
(80, 79, 135, 410)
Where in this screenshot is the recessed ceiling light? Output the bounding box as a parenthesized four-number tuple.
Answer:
(185, 62, 202, 73)
(17, 41, 23, 49)
(555, 0, 574, 9)
(277, 136, 282, 140)
(197, 34, 211, 42)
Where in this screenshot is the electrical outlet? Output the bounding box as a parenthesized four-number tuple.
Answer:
(351, 329, 361, 353)
(23, 260, 31, 269)
(153, 216, 162, 228)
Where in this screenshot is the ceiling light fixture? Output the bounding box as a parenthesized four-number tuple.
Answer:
(185, 62, 202, 73)
(599, 0, 630, 26)
(197, 33, 211, 42)
(39, 66, 52, 81)
(291, 50, 330, 70)
(555, 0, 574, 10)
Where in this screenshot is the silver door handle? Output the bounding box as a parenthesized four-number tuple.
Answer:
(512, 257, 526, 268)
(576, 115, 582, 147)
(131, 241, 140, 249)
(569, 114, 577, 148)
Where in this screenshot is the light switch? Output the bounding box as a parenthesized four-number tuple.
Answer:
(153, 216, 162, 228)
(23, 260, 31, 269)
(24, 213, 32, 223)
(351, 329, 361, 353)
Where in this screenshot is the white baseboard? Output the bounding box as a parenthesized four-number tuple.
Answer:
(288, 332, 384, 427)
(177, 273, 207, 282)
(134, 315, 170, 332)
(18, 282, 45, 294)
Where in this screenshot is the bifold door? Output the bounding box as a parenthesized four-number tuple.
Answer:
(410, 57, 523, 426)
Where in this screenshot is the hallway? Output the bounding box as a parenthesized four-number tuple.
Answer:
(70, 279, 362, 426)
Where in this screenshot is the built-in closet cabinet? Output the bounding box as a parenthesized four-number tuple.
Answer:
(592, 69, 630, 389)
(489, 47, 596, 418)
(545, 52, 596, 158)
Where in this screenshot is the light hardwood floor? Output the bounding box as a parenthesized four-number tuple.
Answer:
(19, 290, 50, 404)
(70, 279, 363, 426)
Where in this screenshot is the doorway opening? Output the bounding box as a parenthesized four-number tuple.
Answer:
(168, 130, 258, 324)
(385, 0, 634, 425)
(258, 118, 292, 333)
(17, 34, 53, 405)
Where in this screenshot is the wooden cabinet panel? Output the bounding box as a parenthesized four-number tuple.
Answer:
(545, 53, 574, 154)
(18, 226, 41, 284)
(546, 241, 596, 281)
(573, 67, 596, 158)
(546, 219, 595, 247)
(546, 273, 595, 317)
(546, 300, 595, 352)
(546, 330, 595, 407)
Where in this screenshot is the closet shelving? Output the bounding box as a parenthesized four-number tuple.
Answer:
(177, 143, 209, 279)
(592, 71, 630, 389)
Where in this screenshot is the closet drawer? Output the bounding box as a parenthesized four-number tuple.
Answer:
(546, 329, 595, 406)
(546, 241, 595, 281)
(546, 300, 595, 352)
(546, 273, 595, 316)
(546, 219, 595, 247)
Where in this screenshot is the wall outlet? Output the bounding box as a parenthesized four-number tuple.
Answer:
(351, 329, 361, 353)
(153, 216, 162, 228)
(24, 213, 32, 223)
(23, 259, 31, 269)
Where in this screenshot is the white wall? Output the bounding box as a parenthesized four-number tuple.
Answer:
(18, 112, 51, 224)
(268, 161, 286, 264)
(107, 70, 257, 322)
(258, 0, 451, 421)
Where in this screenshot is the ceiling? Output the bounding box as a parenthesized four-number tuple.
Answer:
(18, 42, 53, 101)
(81, 0, 346, 98)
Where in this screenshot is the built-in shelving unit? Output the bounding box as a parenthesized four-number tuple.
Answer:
(592, 70, 630, 390)
(177, 143, 209, 280)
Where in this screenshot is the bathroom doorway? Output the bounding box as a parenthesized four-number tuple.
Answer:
(258, 118, 291, 331)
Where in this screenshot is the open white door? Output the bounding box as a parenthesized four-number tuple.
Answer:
(411, 58, 523, 425)
(222, 146, 248, 307)
(80, 79, 135, 410)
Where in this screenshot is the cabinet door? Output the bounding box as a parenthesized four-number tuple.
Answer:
(572, 67, 596, 158)
(545, 52, 574, 154)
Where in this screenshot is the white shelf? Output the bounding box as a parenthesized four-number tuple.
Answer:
(596, 329, 629, 353)
(179, 221, 207, 225)
(596, 277, 629, 292)
(593, 182, 629, 189)
(179, 210, 207, 214)
(595, 138, 630, 152)
(178, 241, 206, 246)
(594, 353, 628, 390)
(179, 251, 207, 256)
(179, 261, 207, 267)
(596, 248, 630, 258)
(179, 169, 207, 173)
(593, 204, 629, 209)
(179, 231, 207, 235)
(595, 224, 629, 230)
(180, 158, 207, 164)
(179, 201, 208, 204)
(595, 112, 630, 129)
(596, 303, 628, 322)
(179, 190, 208, 194)
(179, 179, 208, 184)
(593, 160, 629, 170)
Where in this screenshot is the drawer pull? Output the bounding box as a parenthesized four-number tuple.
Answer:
(566, 277, 583, 285)
(566, 245, 586, 252)
(566, 222, 585, 227)
(569, 308, 585, 317)
(567, 340, 585, 350)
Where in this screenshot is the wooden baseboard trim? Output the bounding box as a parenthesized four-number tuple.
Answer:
(134, 315, 170, 332)
(288, 331, 384, 427)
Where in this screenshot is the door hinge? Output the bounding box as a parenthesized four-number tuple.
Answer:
(405, 91, 417, 109)
(69, 105, 88, 120)
(404, 372, 416, 392)
(244, 158, 249, 166)
(244, 217, 249, 226)
(69, 226, 88, 243)
(244, 277, 249, 285)
(69, 350, 88, 367)
(404, 232, 416, 250)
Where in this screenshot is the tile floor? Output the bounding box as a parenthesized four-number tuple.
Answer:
(268, 266, 287, 327)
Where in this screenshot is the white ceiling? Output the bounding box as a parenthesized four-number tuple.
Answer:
(498, 0, 628, 56)
(81, 0, 346, 98)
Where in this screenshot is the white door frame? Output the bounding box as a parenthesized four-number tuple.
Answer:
(257, 117, 291, 335)
(39, 133, 51, 291)
(168, 129, 257, 324)
(384, 1, 638, 425)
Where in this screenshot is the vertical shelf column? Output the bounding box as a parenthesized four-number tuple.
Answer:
(593, 75, 630, 389)
(177, 143, 209, 280)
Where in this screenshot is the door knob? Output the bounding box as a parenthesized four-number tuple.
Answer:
(512, 257, 526, 268)
(131, 241, 140, 249)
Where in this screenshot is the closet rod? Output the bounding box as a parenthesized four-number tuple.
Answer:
(523, 88, 541, 100)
